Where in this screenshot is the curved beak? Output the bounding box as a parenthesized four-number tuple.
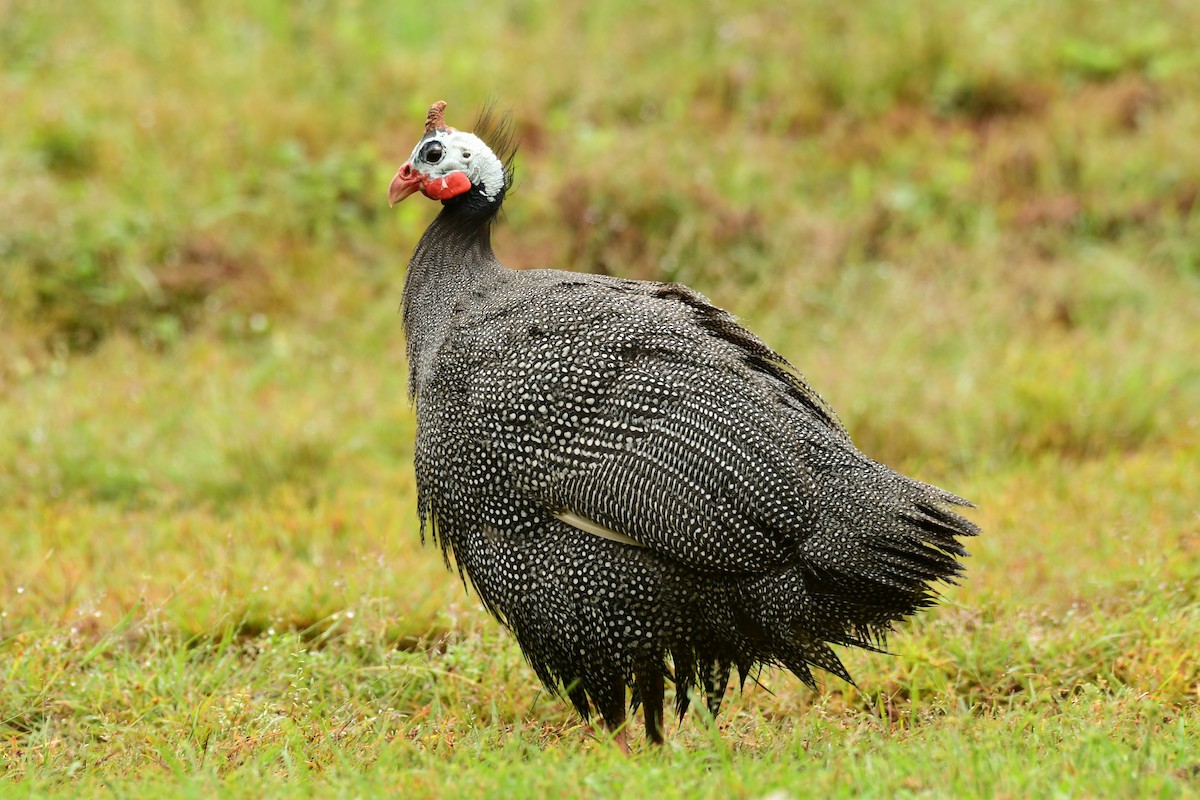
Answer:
(388, 162, 424, 206)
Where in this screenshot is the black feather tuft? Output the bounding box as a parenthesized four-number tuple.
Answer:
(472, 99, 518, 193)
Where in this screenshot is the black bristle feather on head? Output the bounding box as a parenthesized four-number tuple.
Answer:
(471, 99, 518, 195)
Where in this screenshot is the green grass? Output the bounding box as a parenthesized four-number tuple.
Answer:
(3, 0, 1200, 795)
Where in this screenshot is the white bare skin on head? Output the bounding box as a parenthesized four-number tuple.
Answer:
(409, 130, 506, 200)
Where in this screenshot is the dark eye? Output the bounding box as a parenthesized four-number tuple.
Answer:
(421, 140, 444, 164)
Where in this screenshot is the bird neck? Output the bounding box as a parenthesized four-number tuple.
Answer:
(402, 206, 505, 398)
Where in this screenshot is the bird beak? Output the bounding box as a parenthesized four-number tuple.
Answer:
(388, 162, 423, 206)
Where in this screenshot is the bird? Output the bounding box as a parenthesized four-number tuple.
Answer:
(387, 100, 978, 751)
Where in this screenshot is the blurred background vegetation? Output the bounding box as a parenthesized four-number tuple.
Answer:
(3, 0, 1198, 473)
(1, 0, 1198, 790)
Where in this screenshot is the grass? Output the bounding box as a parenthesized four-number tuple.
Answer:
(2, 0, 1199, 795)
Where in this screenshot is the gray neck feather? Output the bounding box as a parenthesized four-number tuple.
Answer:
(402, 209, 504, 398)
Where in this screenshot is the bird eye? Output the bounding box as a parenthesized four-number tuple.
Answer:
(421, 140, 444, 164)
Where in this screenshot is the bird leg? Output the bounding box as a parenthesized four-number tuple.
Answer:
(636, 668, 666, 745)
(610, 724, 631, 756)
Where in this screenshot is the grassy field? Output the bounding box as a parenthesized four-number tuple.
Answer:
(2, 0, 1199, 795)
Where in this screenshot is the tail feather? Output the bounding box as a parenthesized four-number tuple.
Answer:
(757, 463, 978, 686)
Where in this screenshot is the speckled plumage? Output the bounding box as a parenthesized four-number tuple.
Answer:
(392, 104, 977, 744)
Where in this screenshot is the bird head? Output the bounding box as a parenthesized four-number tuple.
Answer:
(388, 101, 511, 210)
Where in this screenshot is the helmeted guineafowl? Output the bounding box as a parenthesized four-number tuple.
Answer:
(388, 101, 978, 750)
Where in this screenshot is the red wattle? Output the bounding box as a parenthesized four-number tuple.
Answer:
(422, 171, 472, 201)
